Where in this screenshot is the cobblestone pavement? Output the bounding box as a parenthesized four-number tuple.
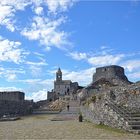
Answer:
(0, 101, 140, 140)
(0, 114, 140, 140)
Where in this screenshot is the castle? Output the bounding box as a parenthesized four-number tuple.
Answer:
(78, 65, 140, 133)
(47, 68, 79, 101)
(92, 65, 131, 85)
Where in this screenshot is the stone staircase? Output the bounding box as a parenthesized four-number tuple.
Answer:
(126, 112, 140, 133)
(33, 108, 60, 114)
(51, 100, 80, 121)
(33, 100, 80, 120)
(106, 99, 140, 134)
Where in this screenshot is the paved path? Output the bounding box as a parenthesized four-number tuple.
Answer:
(51, 100, 80, 121)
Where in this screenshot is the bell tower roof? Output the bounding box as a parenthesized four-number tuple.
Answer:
(56, 67, 62, 81)
(57, 68, 61, 73)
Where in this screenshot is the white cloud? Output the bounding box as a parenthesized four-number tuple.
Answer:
(122, 60, 140, 72)
(0, 5, 15, 31)
(128, 71, 140, 80)
(69, 50, 124, 67)
(26, 89, 47, 102)
(17, 78, 53, 89)
(34, 52, 45, 57)
(30, 66, 42, 77)
(34, 6, 43, 15)
(17, 78, 53, 101)
(57, 67, 95, 86)
(21, 16, 71, 50)
(0, 0, 31, 31)
(26, 60, 48, 66)
(0, 86, 22, 92)
(46, 0, 75, 14)
(69, 52, 87, 60)
(0, 0, 75, 50)
(0, 67, 25, 82)
(18, 79, 41, 84)
(0, 85, 47, 102)
(0, 0, 76, 33)
(88, 54, 124, 66)
(25, 59, 48, 77)
(0, 37, 25, 64)
(6, 73, 17, 81)
(0, 0, 30, 10)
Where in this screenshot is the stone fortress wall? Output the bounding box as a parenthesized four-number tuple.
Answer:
(79, 65, 140, 132)
(0, 91, 24, 102)
(0, 91, 33, 116)
(93, 65, 131, 85)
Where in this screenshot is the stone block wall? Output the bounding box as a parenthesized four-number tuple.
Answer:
(0, 100, 33, 117)
(80, 99, 129, 130)
(92, 65, 130, 85)
(0, 91, 25, 102)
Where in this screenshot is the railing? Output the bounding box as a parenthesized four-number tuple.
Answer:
(105, 98, 131, 122)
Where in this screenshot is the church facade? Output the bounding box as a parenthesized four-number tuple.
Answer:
(47, 68, 79, 101)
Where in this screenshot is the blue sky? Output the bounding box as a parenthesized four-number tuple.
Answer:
(0, 0, 140, 101)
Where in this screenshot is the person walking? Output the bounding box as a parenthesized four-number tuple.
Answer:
(67, 104, 70, 111)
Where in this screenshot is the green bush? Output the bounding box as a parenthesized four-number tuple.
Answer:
(91, 95, 96, 103)
(98, 95, 102, 100)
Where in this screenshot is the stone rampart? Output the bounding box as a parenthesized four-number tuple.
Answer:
(80, 94, 129, 130)
(92, 65, 131, 85)
(0, 100, 33, 116)
(0, 91, 24, 102)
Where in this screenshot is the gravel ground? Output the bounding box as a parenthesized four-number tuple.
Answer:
(0, 114, 140, 140)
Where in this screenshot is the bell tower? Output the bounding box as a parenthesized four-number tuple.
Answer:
(56, 68, 62, 82)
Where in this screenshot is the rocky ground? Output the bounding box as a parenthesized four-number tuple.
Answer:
(48, 99, 67, 111)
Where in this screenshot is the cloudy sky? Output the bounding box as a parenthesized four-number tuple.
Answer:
(0, 0, 140, 101)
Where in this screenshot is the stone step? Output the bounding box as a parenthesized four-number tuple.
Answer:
(127, 117, 140, 121)
(33, 109, 55, 111)
(116, 106, 140, 115)
(129, 130, 140, 134)
(124, 113, 140, 117)
(33, 110, 60, 114)
(128, 121, 140, 125)
(130, 125, 140, 130)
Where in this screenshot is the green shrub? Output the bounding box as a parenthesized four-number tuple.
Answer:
(91, 95, 96, 103)
(98, 95, 102, 100)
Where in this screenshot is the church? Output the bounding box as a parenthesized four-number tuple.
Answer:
(47, 68, 79, 101)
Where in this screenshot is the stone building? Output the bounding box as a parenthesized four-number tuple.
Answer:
(92, 65, 131, 86)
(0, 91, 24, 102)
(0, 91, 33, 116)
(47, 68, 79, 101)
(78, 65, 132, 101)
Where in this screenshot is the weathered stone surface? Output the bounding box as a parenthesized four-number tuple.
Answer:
(0, 100, 33, 116)
(79, 65, 140, 132)
(92, 65, 132, 86)
(0, 91, 33, 116)
(0, 91, 24, 101)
